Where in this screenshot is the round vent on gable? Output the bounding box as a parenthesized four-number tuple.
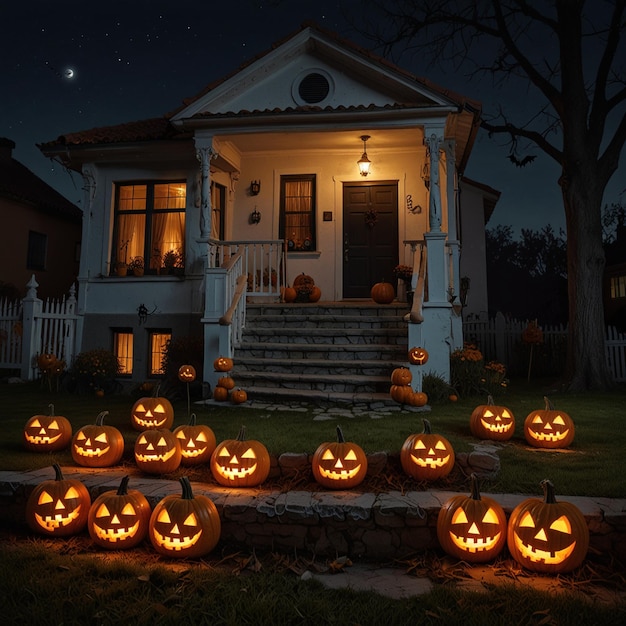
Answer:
(292, 69, 334, 106)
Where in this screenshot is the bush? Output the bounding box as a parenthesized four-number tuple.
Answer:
(422, 373, 455, 403)
(67, 348, 121, 394)
(450, 343, 508, 398)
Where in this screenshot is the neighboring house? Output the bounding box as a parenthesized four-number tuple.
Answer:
(604, 222, 626, 332)
(0, 138, 82, 300)
(38, 23, 497, 388)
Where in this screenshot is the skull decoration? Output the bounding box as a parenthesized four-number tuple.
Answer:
(88, 475, 151, 550)
(400, 418, 455, 481)
(25, 464, 91, 537)
(130, 393, 174, 431)
(177, 364, 196, 383)
(210, 425, 270, 487)
(134, 428, 182, 474)
(23, 404, 72, 452)
(311, 426, 369, 490)
(523, 396, 575, 449)
(148, 476, 221, 558)
(507, 479, 589, 573)
(71, 411, 125, 467)
(437, 474, 507, 563)
(173, 414, 217, 466)
(470, 395, 515, 441)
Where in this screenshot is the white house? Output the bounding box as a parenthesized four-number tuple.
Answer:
(39, 23, 494, 392)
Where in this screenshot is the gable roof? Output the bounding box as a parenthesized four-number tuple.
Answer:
(0, 138, 82, 221)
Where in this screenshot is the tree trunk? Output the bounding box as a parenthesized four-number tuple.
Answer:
(561, 173, 613, 391)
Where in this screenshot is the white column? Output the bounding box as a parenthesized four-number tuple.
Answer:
(194, 137, 217, 240)
(425, 132, 443, 232)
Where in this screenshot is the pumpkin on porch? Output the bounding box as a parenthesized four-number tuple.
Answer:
(149, 475, 221, 559)
(230, 388, 248, 405)
(130, 391, 175, 432)
(213, 356, 234, 372)
(470, 395, 515, 441)
(173, 414, 216, 466)
(523, 396, 575, 448)
(390, 367, 412, 386)
(23, 404, 73, 452)
(400, 418, 455, 481)
(217, 375, 236, 390)
(311, 426, 368, 490)
(437, 473, 507, 563)
(507, 479, 589, 573)
(390, 383, 413, 404)
(25, 463, 91, 537)
(283, 286, 297, 303)
(370, 280, 395, 304)
(213, 386, 229, 402)
(88, 475, 151, 550)
(408, 346, 429, 365)
(134, 428, 182, 474)
(71, 411, 125, 468)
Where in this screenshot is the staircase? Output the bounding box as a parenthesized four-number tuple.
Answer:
(231, 301, 410, 407)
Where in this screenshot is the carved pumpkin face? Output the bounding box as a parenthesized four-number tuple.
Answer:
(88, 475, 151, 549)
(71, 411, 125, 467)
(173, 414, 217, 466)
(507, 479, 589, 573)
(25, 464, 91, 536)
(210, 426, 270, 487)
(149, 476, 221, 558)
(400, 418, 455, 481)
(391, 367, 412, 386)
(311, 426, 368, 489)
(134, 429, 182, 474)
(23, 404, 72, 452)
(213, 356, 234, 372)
(437, 474, 507, 562)
(178, 364, 196, 382)
(131, 396, 174, 431)
(408, 346, 429, 365)
(470, 396, 515, 441)
(524, 397, 575, 448)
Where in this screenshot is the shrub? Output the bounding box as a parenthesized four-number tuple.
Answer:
(450, 343, 507, 398)
(422, 373, 455, 403)
(68, 348, 121, 394)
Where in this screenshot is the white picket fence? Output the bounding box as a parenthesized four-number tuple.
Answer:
(463, 312, 626, 382)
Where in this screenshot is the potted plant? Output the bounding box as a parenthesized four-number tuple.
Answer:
(161, 249, 183, 274)
(128, 256, 144, 276)
(114, 260, 128, 276)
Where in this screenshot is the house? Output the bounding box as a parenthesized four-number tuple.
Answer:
(38, 23, 496, 391)
(0, 138, 82, 300)
(604, 222, 626, 332)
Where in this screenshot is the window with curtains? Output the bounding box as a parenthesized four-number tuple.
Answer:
(211, 181, 226, 240)
(149, 331, 171, 376)
(112, 181, 186, 275)
(279, 174, 316, 251)
(113, 330, 133, 375)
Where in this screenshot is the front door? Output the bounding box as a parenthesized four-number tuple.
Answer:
(342, 182, 398, 298)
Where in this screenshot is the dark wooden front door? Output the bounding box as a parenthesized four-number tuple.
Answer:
(342, 182, 398, 298)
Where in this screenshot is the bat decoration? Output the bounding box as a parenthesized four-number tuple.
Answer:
(508, 153, 536, 167)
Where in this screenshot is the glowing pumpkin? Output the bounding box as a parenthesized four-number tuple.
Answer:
(149, 476, 221, 559)
(370, 281, 395, 304)
(311, 426, 368, 490)
(88, 475, 151, 550)
(173, 414, 217, 466)
(71, 411, 125, 468)
(213, 356, 234, 372)
(470, 395, 515, 441)
(23, 403, 72, 452)
(400, 418, 455, 481)
(130, 394, 174, 431)
(25, 463, 91, 537)
(437, 473, 507, 563)
(507, 479, 589, 573)
(524, 396, 575, 448)
(177, 364, 196, 382)
(408, 346, 429, 365)
(210, 425, 270, 487)
(134, 428, 182, 474)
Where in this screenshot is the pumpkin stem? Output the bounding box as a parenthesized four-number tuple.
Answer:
(48, 403, 55, 416)
(543, 396, 555, 410)
(52, 463, 64, 482)
(189, 413, 197, 426)
(422, 418, 432, 434)
(95, 411, 109, 426)
(469, 473, 481, 500)
(336, 425, 345, 443)
(487, 395, 494, 405)
(237, 425, 247, 441)
(541, 479, 558, 504)
(117, 475, 131, 496)
(180, 475, 195, 500)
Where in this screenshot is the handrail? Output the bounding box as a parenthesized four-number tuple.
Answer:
(219, 274, 248, 326)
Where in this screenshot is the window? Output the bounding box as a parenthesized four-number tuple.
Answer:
(113, 330, 133, 375)
(280, 174, 316, 251)
(149, 331, 171, 376)
(211, 181, 226, 240)
(610, 275, 626, 299)
(27, 231, 47, 270)
(112, 181, 186, 274)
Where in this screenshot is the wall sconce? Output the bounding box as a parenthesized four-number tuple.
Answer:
(357, 135, 371, 177)
(249, 207, 261, 224)
(250, 180, 261, 195)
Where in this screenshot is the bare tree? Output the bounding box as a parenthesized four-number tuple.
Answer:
(356, 0, 626, 390)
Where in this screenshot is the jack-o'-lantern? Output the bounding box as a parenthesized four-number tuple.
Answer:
(408, 346, 429, 365)
(437, 473, 507, 563)
(177, 364, 196, 382)
(149, 476, 221, 559)
(507, 479, 589, 573)
(311, 426, 368, 490)
(88, 475, 151, 549)
(25, 463, 91, 537)
(71, 411, 125, 468)
(174, 414, 217, 466)
(23, 403, 72, 452)
(130, 392, 174, 431)
(400, 418, 455, 481)
(391, 367, 412, 386)
(524, 396, 575, 448)
(134, 428, 182, 474)
(470, 395, 515, 441)
(230, 388, 248, 405)
(210, 425, 270, 487)
(213, 356, 234, 372)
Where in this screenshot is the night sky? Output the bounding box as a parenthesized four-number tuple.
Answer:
(2, 0, 623, 234)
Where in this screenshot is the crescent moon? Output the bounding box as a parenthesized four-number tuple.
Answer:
(64, 68, 75, 79)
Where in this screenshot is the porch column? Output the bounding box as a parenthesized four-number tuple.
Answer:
(194, 136, 217, 240)
(425, 132, 443, 233)
(444, 139, 462, 312)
